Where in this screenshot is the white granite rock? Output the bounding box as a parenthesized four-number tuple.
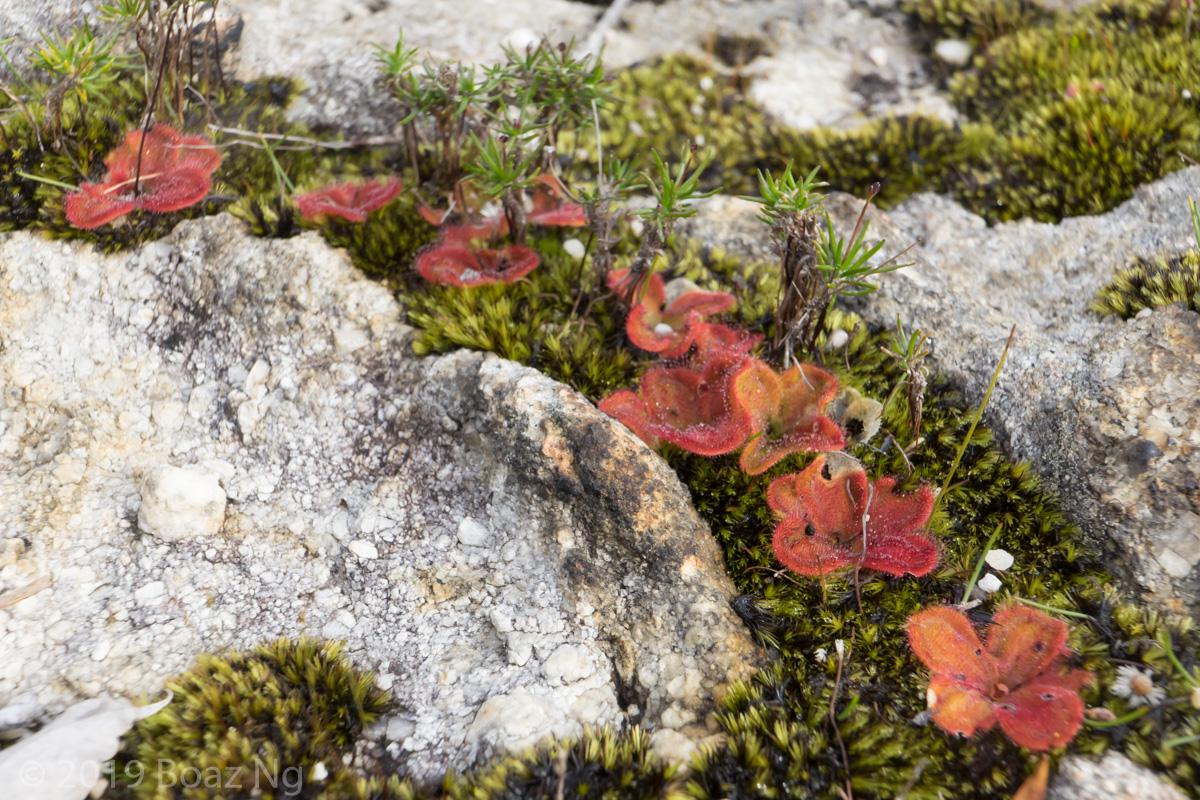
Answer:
(0, 214, 759, 780)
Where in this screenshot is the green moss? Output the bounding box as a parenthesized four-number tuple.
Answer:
(598, 0, 1200, 222)
(1092, 248, 1200, 317)
(1069, 596, 1200, 790)
(774, 116, 997, 208)
(316, 192, 439, 285)
(116, 638, 391, 799)
(587, 54, 774, 193)
(902, 0, 1046, 45)
(446, 727, 674, 800)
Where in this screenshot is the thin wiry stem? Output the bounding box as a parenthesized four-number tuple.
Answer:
(935, 324, 1016, 515)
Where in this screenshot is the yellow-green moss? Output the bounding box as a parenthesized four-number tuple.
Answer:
(902, 0, 1046, 45)
(444, 727, 674, 799)
(584, 54, 773, 192)
(774, 116, 997, 208)
(115, 639, 391, 799)
(596, 0, 1200, 222)
(1092, 248, 1200, 317)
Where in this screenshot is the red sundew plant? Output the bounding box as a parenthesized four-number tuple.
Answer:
(295, 177, 403, 223)
(64, 124, 221, 229)
(528, 173, 587, 228)
(767, 453, 939, 577)
(599, 331, 755, 455)
(608, 269, 738, 358)
(731, 360, 845, 474)
(906, 606, 1092, 751)
(414, 242, 540, 287)
(415, 198, 541, 287)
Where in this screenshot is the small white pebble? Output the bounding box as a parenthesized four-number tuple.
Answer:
(563, 238, 586, 260)
(503, 28, 540, 52)
(694, 134, 706, 147)
(934, 38, 973, 67)
(699, 76, 714, 91)
(311, 762, 329, 782)
(866, 46, 889, 68)
(977, 573, 1003, 594)
(1184, 89, 1193, 100)
(825, 329, 849, 350)
(630, 219, 645, 237)
(984, 548, 1014, 571)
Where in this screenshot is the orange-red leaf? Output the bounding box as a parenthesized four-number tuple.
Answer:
(995, 679, 1086, 751)
(415, 242, 540, 286)
(133, 169, 212, 213)
(529, 174, 586, 227)
(926, 675, 997, 739)
(1012, 757, 1051, 800)
(598, 390, 662, 449)
(861, 529, 940, 577)
(987, 606, 1070, 689)
(771, 515, 855, 576)
(732, 362, 844, 474)
(63, 184, 136, 230)
(622, 276, 736, 358)
(906, 607, 995, 690)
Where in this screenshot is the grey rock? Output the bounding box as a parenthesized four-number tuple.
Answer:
(0, 214, 759, 780)
(684, 167, 1200, 614)
(1050, 752, 1188, 800)
(0, 1, 96, 76)
(219, 0, 951, 133)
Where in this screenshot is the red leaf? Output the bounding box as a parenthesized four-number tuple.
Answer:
(986, 606, 1070, 689)
(689, 322, 762, 361)
(415, 242, 540, 286)
(926, 675, 998, 739)
(766, 455, 867, 537)
(134, 169, 213, 213)
(598, 390, 662, 449)
(771, 514, 855, 576)
(906, 607, 996, 690)
(907, 606, 1091, 752)
(598, 352, 753, 457)
(637, 365, 751, 454)
(622, 275, 736, 358)
(418, 203, 450, 226)
(866, 476, 934, 540)
(861, 529, 939, 577)
(64, 184, 136, 230)
(295, 177, 403, 222)
(732, 361, 844, 475)
(439, 215, 508, 246)
(476, 244, 541, 283)
(66, 124, 221, 229)
(415, 244, 479, 286)
(528, 174, 586, 227)
(995, 679, 1086, 751)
